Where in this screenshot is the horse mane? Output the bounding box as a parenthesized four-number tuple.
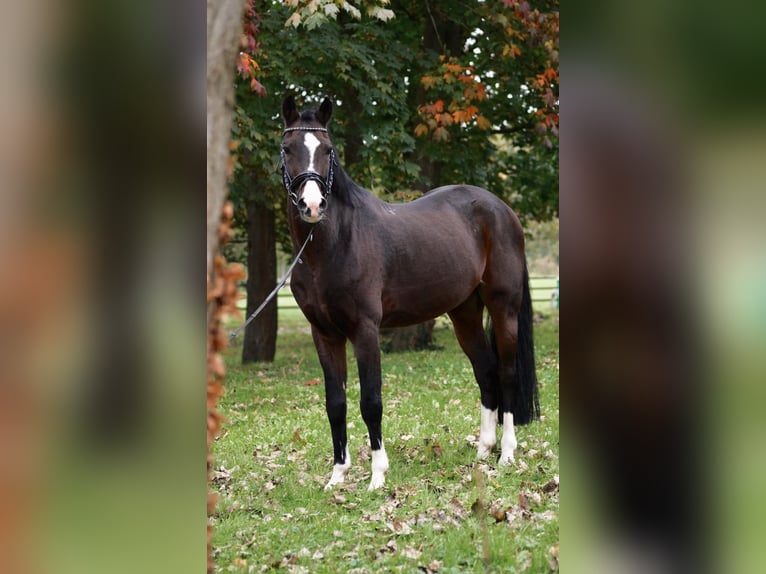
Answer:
(329, 161, 372, 208)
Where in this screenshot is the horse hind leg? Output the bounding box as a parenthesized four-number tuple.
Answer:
(485, 263, 539, 465)
(448, 292, 500, 460)
(492, 313, 520, 465)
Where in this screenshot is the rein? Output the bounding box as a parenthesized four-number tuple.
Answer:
(280, 126, 336, 204)
(228, 229, 313, 341)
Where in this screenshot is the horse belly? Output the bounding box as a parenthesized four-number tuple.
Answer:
(380, 272, 477, 328)
(379, 233, 484, 327)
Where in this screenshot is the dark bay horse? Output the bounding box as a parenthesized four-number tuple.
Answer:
(280, 96, 539, 490)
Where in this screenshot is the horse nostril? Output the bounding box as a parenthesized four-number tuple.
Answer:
(297, 198, 307, 210)
(319, 198, 327, 210)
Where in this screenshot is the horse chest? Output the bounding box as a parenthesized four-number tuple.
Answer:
(291, 265, 371, 333)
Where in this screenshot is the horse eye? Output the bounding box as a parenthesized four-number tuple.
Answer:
(281, 145, 291, 155)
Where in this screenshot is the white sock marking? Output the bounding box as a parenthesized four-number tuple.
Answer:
(499, 412, 517, 465)
(324, 445, 351, 490)
(368, 442, 389, 491)
(477, 405, 497, 459)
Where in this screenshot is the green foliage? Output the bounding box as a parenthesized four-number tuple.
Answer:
(232, 0, 558, 235)
(212, 310, 559, 572)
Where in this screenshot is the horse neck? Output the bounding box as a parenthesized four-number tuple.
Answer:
(286, 164, 366, 257)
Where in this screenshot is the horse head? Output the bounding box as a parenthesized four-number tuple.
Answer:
(281, 96, 336, 224)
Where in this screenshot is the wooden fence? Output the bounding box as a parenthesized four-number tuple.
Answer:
(238, 276, 558, 313)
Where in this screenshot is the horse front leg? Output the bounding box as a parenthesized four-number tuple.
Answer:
(312, 327, 351, 489)
(353, 324, 389, 491)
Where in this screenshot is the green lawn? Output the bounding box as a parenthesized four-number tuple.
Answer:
(212, 310, 559, 573)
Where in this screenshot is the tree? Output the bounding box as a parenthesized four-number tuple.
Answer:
(231, 0, 559, 356)
(206, 0, 249, 571)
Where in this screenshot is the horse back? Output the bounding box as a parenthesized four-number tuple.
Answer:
(373, 185, 525, 326)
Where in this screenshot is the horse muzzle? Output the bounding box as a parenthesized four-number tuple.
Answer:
(296, 178, 327, 223)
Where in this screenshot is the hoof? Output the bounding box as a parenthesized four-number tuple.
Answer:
(324, 473, 345, 490)
(368, 446, 389, 491)
(477, 443, 494, 460)
(324, 447, 351, 490)
(367, 473, 386, 491)
(497, 451, 515, 465)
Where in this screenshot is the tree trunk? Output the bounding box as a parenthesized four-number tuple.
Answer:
(206, 1, 244, 572)
(242, 198, 277, 362)
(381, 320, 436, 353)
(206, 0, 243, 283)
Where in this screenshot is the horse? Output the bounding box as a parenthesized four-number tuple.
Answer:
(280, 95, 539, 491)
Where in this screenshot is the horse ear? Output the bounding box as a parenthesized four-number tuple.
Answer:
(282, 95, 299, 126)
(316, 97, 333, 126)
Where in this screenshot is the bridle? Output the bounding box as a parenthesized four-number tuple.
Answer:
(280, 126, 337, 206)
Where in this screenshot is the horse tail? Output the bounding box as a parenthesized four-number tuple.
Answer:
(512, 257, 540, 424)
(488, 256, 540, 425)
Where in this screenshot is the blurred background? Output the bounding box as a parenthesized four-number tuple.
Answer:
(1, 0, 765, 572)
(563, 0, 766, 573)
(0, 0, 205, 572)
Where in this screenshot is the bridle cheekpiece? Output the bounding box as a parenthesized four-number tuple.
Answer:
(280, 126, 337, 206)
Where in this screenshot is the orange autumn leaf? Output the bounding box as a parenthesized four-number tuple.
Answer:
(421, 75, 437, 89)
(414, 123, 429, 137)
(476, 115, 492, 130)
(433, 127, 449, 142)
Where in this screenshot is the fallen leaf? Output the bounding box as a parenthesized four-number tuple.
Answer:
(331, 494, 346, 504)
(449, 497, 468, 519)
(542, 477, 559, 493)
(491, 505, 510, 522)
(380, 539, 397, 554)
(291, 428, 307, 446)
(303, 378, 320, 386)
(391, 517, 414, 535)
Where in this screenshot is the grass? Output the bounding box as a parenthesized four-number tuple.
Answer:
(212, 309, 559, 573)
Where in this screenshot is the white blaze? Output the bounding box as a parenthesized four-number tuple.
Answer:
(304, 132, 320, 170)
(300, 132, 324, 221)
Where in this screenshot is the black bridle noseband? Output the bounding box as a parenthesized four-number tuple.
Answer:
(280, 126, 337, 206)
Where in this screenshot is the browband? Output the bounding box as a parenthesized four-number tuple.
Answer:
(283, 126, 328, 134)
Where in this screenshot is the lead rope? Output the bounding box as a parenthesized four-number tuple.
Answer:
(228, 229, 313, 341)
